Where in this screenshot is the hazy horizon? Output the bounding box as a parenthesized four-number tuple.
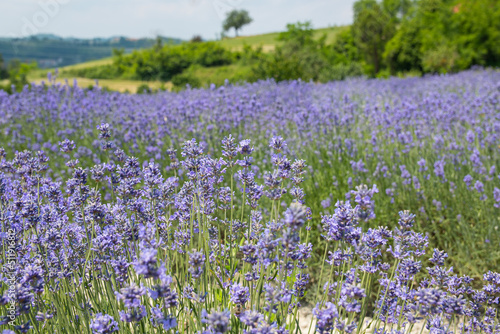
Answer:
(0, 0, 355, 40)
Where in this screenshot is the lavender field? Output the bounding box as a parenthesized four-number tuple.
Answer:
(0, 69, 499, 333)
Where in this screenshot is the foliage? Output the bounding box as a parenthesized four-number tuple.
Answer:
(252, 41, 327, 82)
(352, 0, 396, 75)
(277, 22, 316, 46)
(253, 22, 363, 83)
(171, 71, 201, 91)
(381, 0, 414, 21)
(190, 35, 203, 43)
(136, 83, 153, 94)
(318, 62, 364, 82)
(0, 53, 8, 80)
(67, 42, 235, 82)
(322, 28, 361, 66)
(383, 0, 500, 73)
(383, 17, 423, 73)
(183, 64, 253, 88)
(0, 59, 38, 93)
(222, 9, 253, 37)
(421, 44, 460, 73)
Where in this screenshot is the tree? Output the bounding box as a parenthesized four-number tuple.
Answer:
(223, 10, 252, 37)
(154, 36, 163, 52)
(7, 59, 36, 91)
(0, 53, 8, 80)
(190, 35, 203, 43)
(382, 0, 414, 21)
(383, 17, 423, 73)
(352, 0, 395, 75)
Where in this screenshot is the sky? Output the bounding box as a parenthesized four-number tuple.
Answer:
(0, 0, 355, 40)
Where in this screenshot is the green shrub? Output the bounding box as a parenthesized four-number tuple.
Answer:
(422, 45, 460, 74)
(66, 65, 120, 80)
(171, 72, 201, 91)
(318, 62, 364, 82)
(120, 42, 234, 82)
(0, 83, 12, 94)
(136, 83, 153, 94)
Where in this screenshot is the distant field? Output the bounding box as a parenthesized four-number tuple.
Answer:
(27, 58, 153, 93)
(28, 77, 170, 93)
(57, 57, 114, 71)
(30, 58, 114, 79)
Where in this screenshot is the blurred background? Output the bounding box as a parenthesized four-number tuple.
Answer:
(0, 0, 499, 93)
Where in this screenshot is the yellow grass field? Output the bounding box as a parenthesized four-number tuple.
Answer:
(28, 77, 171, 93)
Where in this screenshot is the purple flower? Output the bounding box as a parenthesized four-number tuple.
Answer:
(340, 284, 366, 313)
(415, 288, 445, 316)
(202, 309, 231, 333)
(134, 248, 161, 279)
(151, 306, 177, 330)
(268, 136, 286, 153)
(434, 160, 446, 181)
(115, 284, 146, 308)
(321, 200, 361, 245)
(119, 306, 147, 323)
(417, 158, 427, 172)
(466, 130, 475, 143)
(148, 278, 178, 307)
(351, 184, 378, 221)
(350, 160, 368, 173)
(313, 302, 338, 334)
(230, 283, 250, 305)
(90, 313, 119, 334)
(239, 310, 264, 328)
(238, 139, 254, 155)
(429, 249, 448, 266)
(398, 210, 415, 230)
(97, 123, 111, 139)
(222, 135, 238, 162)
(188, 250, 206, 279)
(494, 187, 500, 208)
(282, 202, 307, 230)
(59, 139, 76, 153)
(474, 180, 484, 193)
(321, 198, 331, 209)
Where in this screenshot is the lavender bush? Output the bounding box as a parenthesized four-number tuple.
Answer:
(0, 69, 499, 333)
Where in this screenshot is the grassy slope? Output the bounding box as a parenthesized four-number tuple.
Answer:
(27, 26, 346, 92)
(29, 58, 114, 78)
(218, 26, 346, 51)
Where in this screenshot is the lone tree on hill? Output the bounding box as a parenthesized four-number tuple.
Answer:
(223, 10, 252, 37)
